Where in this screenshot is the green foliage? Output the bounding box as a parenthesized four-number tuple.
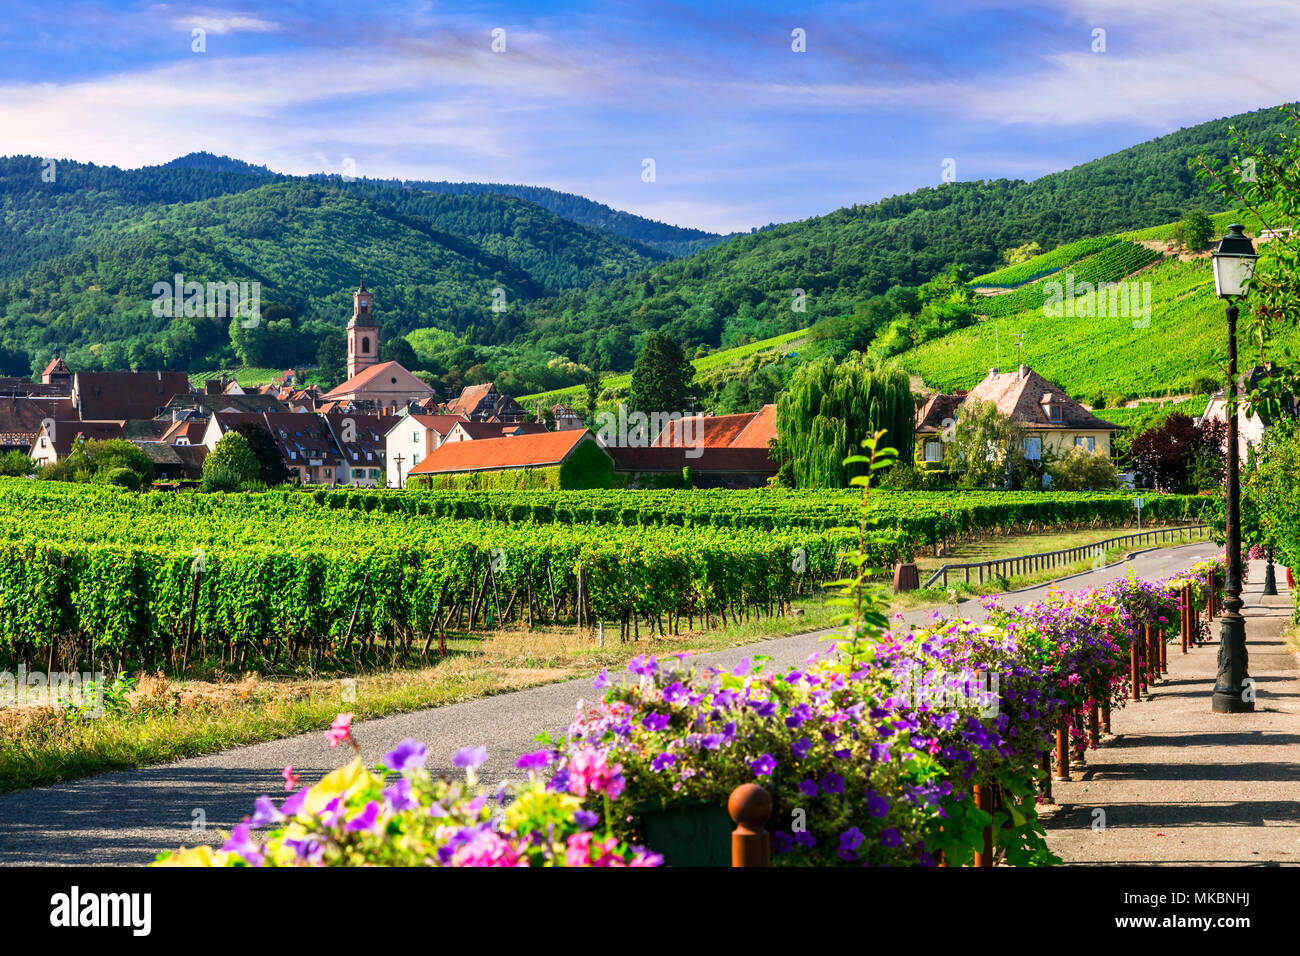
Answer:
(558, 440, 615, 489)
(1181, 209, 1214, 250)
(948, 399, 1036, 489)
(776, 355, 914, 488)
(0, 450, 33, 477)
(230, 423, 291, 486)
(1050, 447, 1119, 491)
(627, 331, 695, 414)
(202, 432, 261, 491)
(1003, 240, 1042, 265)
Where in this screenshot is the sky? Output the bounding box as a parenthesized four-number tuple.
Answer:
(1, 0, 1298, 234)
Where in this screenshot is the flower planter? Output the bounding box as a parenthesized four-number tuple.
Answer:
(636, 801, 733, 867)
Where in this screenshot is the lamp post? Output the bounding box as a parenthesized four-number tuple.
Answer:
(1210, 224, 1259, 713)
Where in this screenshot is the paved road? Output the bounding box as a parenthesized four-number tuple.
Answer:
(0, 542, 1213, 865)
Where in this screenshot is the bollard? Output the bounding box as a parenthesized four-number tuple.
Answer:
(728, 783, 772, 867)
(1101, 699, 1111, 734)
(1055, 716, 1070, 781)
(1088, 702, 1100, 749)
(1039, 751, 1053, 803)
(973, 783, 994, 867)
(1144, 624, 1156, 685)
(1160, 624, 1168, 673)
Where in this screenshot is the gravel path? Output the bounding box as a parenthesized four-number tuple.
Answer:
(0, 542, 1213, 865)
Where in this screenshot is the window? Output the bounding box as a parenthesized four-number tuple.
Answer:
(924, 441, 944, 462)
(412, 453, 420, 466)
(413, 432, 420, 443)
(1023, 437, 1042, 460)
(361, 337, 370, 354)
(1074, 436, 1096, 453)
(1044, 404, 1061, 421)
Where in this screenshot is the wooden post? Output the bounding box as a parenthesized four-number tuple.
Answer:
(1130, 633, 1142, 700)
(1038, 752, 1053, 803)
(973, 783, 994, 867)
(1088, 702, 1100, 749)
(1180, 583, 1189, 654)
(182, 568, 201, 671)
(1101, 699, 1111, 734)
(728, 784, 772, 867)
(1160, 622, 1168, 673)
(1055, 715, 1070, 781)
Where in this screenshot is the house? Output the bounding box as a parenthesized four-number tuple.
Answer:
(323, 414, 387, 487)
(41, 356, 73, 390)
(29, 420, 127, 466)
(652, 404, 778, 450)
(321, 285, 437, 413)
(163, 392, 293, 418)
(607, 446, 779, 489)
(915, 366, 1121, 465)
(440, 382, 528, 424)
(442, 420, 549, 444)
(135, 442, 208, 482)
(1197, 365, 1299, 458)
(553, 404, 585, 431)
(383, 413, 468, 488)
(71, 371, 192, 420)
(0, 395, 77, 454)
(406, 428, 614, 489)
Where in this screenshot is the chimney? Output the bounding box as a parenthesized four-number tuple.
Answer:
(989, 367, 1000, 377)
(1019, 364, 1029, 380)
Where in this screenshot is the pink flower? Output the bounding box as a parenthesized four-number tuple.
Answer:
(566, 747, 626, 800)
(282, 766, 300, 791)
(450, 831, 526, 867)
(565, 831, 626, 867)
(328, 712, 355, 749)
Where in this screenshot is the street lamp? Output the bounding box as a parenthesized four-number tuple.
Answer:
(1210, 224, 1259, 714)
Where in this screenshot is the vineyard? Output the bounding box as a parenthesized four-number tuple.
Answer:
(970, 236, 1118, 288)
(0, 480, 1206, 676)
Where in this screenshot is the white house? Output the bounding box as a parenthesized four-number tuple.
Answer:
(384, 413, 467, 488)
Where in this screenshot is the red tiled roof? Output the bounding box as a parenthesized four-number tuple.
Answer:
(408, 429, 600, 475)
(403, 414, 469, 435)
(323, 362, 435, 399)
(74, 371, 191, 420)
(449, 420, 548, 440)
(730, 404, 777, 448)
(42, 420, 126, 457)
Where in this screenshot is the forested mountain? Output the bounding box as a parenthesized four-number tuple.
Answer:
(511, 105, 1295, 371)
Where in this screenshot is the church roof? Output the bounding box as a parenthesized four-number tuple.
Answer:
(323, 361, 435, 400)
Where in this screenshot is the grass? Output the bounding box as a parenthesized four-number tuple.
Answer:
(0, 595, 843, 793)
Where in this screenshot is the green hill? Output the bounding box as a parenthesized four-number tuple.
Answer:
(900, 213, 1292, 403)
(510, 106, 1296, 372)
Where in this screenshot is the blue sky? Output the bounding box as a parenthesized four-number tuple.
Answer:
(2, 0, 1298, 233)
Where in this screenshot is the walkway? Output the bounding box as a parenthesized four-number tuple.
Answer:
(1044, 560, 1300, 865)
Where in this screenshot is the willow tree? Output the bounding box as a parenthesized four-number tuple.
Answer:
(776, 355, 914, 488)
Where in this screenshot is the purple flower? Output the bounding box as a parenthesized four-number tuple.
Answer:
(628, 654, 659, 677)
(452, 745, 489, 770)
(249, 795, 283, 828)
(280, 788, 307, 817)
(773, 831, 794, 853)
(516, 749, 554, 772)
(593, 668, 609, 690)
(661, 681, 688, 704)
(284, 835, 324, 864)
(865, 790, 890, 818)
(700, 733, 725, 750)
(573, 809, 599, 829)
(345, 801, 382, 833)
(749, 699, 777, 718)
(820, 772, 845, 795)
(792, 736, 813, 760)
(750, 753, 777, 776)
(383, 777, 420, 812)
(222, 821, 264, 866)
(383, 738, 428, 772)
(879, 827, 903, 848)
(837, 826, 865, 860)
(793, 830, 817, 848)
(650, 752, 677, 772)
(798, 779, 819, 797)
(642, 712, 671, 732)
(784, 704, 813, 729)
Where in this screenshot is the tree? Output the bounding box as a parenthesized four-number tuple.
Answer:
(1127, 412, 1225, 492)
(63, 438, 154, 486)
(1181, 209, 1213, 250)
(202, 432, 261, 491)
(775, 355, 914, 488)
(948, 399, 1035, 489)
(317, 334, 346, 386)
(628, 331, 694, 415)
(380, 336, 419, 369)
(1050, 447, 1119, 491)
(1003, 240, 1042, 265)
(583, 373, 603, 423)
(230, 422, 290, 486)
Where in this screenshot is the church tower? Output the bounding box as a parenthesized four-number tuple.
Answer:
(346, 281, 379, 380)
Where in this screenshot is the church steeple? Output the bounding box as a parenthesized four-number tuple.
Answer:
(346, 281, 379, 379)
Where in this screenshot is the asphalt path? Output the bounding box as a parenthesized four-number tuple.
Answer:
(0, 541, 1213, 865)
